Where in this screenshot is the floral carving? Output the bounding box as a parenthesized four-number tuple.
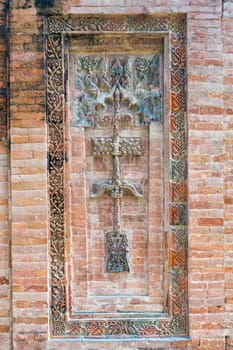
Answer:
(171, 226, 187, 248)
(170, 181, 187, 203)
(106, 230, 129, 273)
(47, 14, 187, 339)
(170, 316, 186, 334)
(91, 84, 143, 272)
(170, 112, 185, 132)
(169, 292, 186, 315)
(171, 132, 186, 158)
(92, 137, 142, 156)
(72, 53, 161, 126)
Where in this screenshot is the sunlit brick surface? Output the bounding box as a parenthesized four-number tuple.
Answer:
(2, 0, 233, 349)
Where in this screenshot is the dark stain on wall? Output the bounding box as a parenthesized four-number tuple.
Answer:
(35, 0, 56, 8)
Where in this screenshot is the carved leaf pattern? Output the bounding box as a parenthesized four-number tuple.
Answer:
(92, 137, 142, 156)
(72, 54, 161, 126)
(47, 14, 187, 338)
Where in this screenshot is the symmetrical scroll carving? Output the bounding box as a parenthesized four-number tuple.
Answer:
(170, 181, 187, 203)
(91, 179, 143, 199)
(47, 14, 187, 339)
(135, 55, 161, 123)
(91, 83, 143, 272)
(93, 137, 142, 156)
(170, 112, 185, 132)
(171, 132, 186, 158)
(170, 160, 187, 180)
(48, 15, 186, 35)
(170, 204, 187, 226)
(171, 226, 187, 249)
(106, 229, 129, 273)
(50, 315, 188, 337)
(72, 54, 161, 127)
(72, 56, 110, 126)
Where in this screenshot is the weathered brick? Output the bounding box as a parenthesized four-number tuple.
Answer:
(0, 0, 231, 349)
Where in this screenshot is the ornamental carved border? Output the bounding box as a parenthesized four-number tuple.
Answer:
(46, 14, 187, 339)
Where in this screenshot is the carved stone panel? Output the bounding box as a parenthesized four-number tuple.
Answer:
(47, 14, 187, 340)
(71, 49, 162, 127)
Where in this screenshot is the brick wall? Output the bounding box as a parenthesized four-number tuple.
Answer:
(0, 0, 10, 348)
(10, 1, 47, 349)
(223, 0, 233, 347)
(2, 0, 233, 349)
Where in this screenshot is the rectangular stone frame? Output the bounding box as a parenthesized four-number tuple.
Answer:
(46, 14, 188, 339)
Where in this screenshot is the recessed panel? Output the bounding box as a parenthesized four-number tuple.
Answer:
(68, 35, 165, 314)
(48, 14, 188, 339)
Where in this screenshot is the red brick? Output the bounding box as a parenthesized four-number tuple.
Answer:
(1, 0, 232, 349)
(197, 218, 224, 226)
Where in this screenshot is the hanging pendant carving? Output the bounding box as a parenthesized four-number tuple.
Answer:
(47, 14, 188, 339)
(72, 52, 162, 273)
(106, 226, 129, 273)
(91, 83, 144, 273)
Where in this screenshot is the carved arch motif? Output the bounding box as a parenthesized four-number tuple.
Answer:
(47, 14, 187, 338)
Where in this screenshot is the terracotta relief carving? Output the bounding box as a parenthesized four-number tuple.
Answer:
(72, 56, 110, 126)
(72, 54, 161, 127)
(47, 14, 187, 339)
(91, 83, 144, 272)
(71, 51, 161, 273)
(92, 137, 142, 157)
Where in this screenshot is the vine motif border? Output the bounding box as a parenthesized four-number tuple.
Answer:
(46, 14, 187, 338)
